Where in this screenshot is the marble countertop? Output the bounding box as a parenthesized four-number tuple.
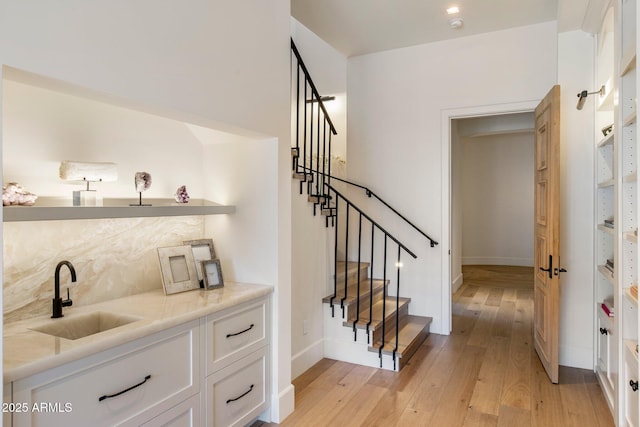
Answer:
(3, 282, 273, 383)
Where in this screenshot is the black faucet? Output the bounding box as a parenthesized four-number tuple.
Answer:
(52, 260, 75, 318)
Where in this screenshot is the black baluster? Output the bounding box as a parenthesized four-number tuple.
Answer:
(367, 223, 374, 343)
(341, 203, 350, 317)
(393, 245, 401, 371)
(354, 212, 363, 340)
(330, 196, 339, 317)
(379, 235, 388, 367)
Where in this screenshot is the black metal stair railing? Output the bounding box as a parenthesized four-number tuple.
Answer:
(326, 184, 417, 369)
(295, 165, 438, 247)
(291, 39, 337, 207)
(291, 38, 437, 369)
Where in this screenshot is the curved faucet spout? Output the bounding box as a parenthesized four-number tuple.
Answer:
(53, 260, 76, 318)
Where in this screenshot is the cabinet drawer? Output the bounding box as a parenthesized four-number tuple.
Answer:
(13, 321, 199, 427)
(205, 347, 269, 427)
(206, 297, 269, 374)
(141, 394, 200, 427)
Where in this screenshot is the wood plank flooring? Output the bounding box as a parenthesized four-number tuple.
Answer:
(254, 265, 614, 427)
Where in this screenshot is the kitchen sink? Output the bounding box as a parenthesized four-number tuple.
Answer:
(30, 311, 142, 340)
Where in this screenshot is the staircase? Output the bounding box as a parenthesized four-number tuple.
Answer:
(291, 39, 437, 371)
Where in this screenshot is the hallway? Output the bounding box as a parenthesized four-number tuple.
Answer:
(255, 265, 613, 426)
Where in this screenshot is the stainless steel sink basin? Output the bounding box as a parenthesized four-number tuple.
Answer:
(30, 311, 142, 340)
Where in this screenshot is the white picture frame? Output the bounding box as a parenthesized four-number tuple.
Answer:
(157, 245, 200, 295)
(201, 259, 224, 289)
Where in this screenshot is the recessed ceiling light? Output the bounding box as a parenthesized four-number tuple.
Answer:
(447, 6, 460, 15)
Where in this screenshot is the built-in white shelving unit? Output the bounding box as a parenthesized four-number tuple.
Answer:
(595, 0, 640, 424)
(617, 0, 639, 424)
(595, 1, 618, 417)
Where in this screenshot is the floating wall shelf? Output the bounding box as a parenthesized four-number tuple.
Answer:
(2, 198, 235, 222)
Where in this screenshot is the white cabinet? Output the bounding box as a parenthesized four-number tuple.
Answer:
(12, 320, 199, 427)
(4, 295, 272, 427)
(203, 297, 271, 427)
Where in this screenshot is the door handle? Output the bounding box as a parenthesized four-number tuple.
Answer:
(539, 255, 553, 279)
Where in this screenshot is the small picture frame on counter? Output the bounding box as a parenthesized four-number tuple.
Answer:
(183, 238, 216, 287)
(157, 245, 201, 295)
(201, 259, 224, 289)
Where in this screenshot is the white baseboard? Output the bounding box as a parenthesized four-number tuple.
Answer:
(291, 339, 324, 380)
(462, 256, 534, 267)
(452, 273, 463, 293)
(269, 383, 295, 423)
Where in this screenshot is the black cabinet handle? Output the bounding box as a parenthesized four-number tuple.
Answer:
(226, 384, 254, 404)
(630, 380, 639, 392)
(599, 327, 609, 335)
(226, 323, 254, 338)
(98, 375, 151, 402)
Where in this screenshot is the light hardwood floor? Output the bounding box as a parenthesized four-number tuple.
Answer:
(255, 265, 614, 426)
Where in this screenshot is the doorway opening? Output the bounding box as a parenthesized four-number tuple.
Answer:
(440, 101, 538, 334)
(451, 112, 535, 296)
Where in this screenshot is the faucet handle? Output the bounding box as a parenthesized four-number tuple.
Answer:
(62, 287, 73, 308)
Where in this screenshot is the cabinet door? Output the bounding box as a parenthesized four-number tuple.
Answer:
(596, 308, 616, 402)
(205, 347, 269, 427)
(624, 345, 639, 427)
(13, 321, 199, 427)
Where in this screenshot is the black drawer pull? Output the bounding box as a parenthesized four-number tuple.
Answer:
(226, 323, 254, 338)
(631, 380, 639, 392)
(98, 375, 151, 402)
(226, 384, 254, 404)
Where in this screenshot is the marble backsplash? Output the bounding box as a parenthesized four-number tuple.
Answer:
(4, 216, 206, 323)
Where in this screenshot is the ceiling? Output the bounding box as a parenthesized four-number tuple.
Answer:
(291, 0, 596, 57)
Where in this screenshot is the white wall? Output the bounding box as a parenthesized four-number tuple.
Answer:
(460, 132, 535, 266)
(557, 30, 595, 369)
(2, 79, 210, 321)
(3, 79, 207, 199)
(347, 22, 557, 334)
(289, 19, 348, 379)
(0, 1, 294, 421)
(291, 18, 347, 163)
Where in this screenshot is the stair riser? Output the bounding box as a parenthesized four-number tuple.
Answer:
(308, 195, 330, 204)
(335, 264, 370, 284)
(344, 285, 384, 319)
(396, 328, 430, 370)
(371, 302, 409, 344)
(343, 297, 408, 331)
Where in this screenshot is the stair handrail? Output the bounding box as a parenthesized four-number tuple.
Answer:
(325, 183, 417, 259)
(297, 165, 439, 248)
(291, 39, 337, 136)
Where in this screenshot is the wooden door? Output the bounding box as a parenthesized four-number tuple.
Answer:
(533, 85, 561, 384)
